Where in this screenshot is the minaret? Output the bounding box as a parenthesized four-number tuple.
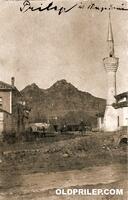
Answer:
(103, 14, 119, 131)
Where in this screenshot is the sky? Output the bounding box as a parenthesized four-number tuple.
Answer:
(0, 0, 128, 98)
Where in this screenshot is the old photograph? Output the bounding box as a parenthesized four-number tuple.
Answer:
(0, 0, 127, 199)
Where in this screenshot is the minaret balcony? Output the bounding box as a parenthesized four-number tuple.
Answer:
(103, 57, 119, 72)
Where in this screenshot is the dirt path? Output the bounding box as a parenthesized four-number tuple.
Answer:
(0, 163, 127, 200)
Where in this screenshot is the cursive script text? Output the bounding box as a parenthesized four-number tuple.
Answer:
(20, 0, 77, 15)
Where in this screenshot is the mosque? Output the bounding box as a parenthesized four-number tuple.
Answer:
(98, 14, 128, 132)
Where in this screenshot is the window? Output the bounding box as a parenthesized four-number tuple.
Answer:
(0, 97, 2, 108)
(117, 116, 120, 127)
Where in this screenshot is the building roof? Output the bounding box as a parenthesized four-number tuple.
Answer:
(0, 108, 11, 115)
(0, 81, 22, 96)
(113, 101, 128, 109)
(0, 81, 15, 90)
(115, 91, 128, 100)
(113, 92, 128, 108)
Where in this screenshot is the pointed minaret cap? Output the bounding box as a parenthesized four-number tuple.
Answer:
(107, 12, 114, 41)
(107, 12, 115, 57)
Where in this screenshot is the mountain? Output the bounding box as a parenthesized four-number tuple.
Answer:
(21, 80, 106, 126)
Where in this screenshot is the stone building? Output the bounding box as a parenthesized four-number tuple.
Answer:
(98, 14, 128, 132)
(0, 77, 30, 140)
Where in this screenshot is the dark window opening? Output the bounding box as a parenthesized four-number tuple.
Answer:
(119, 138, 127, 146)
(117, 116, 120, 127)
(0, 97, 3, 109)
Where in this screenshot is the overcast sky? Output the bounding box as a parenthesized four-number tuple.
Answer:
(0, 0, 128, 98)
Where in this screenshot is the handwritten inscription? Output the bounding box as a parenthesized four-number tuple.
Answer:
(20, 0, 128, 15)
(80, 2, 128, 12)
(20, 0, 77, 15)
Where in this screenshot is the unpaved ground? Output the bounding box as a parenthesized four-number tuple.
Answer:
(0, 173, 127, 200)
(0, 133, 127, 174)
(0, 163, 127, 200)
(0, 133, 127, 200)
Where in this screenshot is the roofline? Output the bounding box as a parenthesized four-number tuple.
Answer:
(0, 108, 12, 115)
(0, 80, 21, 95)
(115, 91, 128, 100)
(0, 87, 22, 97)
(113, 102, 128, 109)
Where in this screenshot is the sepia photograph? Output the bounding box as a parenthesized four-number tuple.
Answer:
(0, 0, 127, 199)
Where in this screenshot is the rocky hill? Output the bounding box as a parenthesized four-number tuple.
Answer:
(21, 79, 106, 126)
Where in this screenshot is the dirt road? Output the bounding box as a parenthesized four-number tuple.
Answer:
(0, 163, 127, 200)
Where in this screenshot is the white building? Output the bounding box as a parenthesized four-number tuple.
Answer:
(0, 77, 30, 140)
(114, 92, 128, 128)
(98, 14, 128, 132)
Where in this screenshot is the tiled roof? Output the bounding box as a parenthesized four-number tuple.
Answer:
(0, 81, 22, 97)
(0, 81, 14, 90)
(115, 91, 128, 100)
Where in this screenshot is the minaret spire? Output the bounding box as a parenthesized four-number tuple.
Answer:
(107, 12, 114, 57)
(103, 13, 119, 131)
